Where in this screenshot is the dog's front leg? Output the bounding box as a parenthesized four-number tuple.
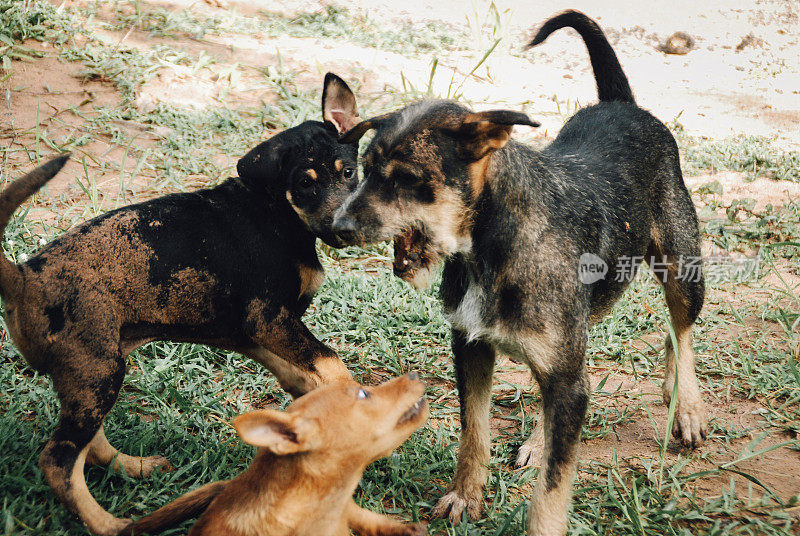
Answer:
(527, 357, 590, 536)
(347, 501, 426, 536)
(432, 330, 495, 524)
(242, 303, 351, 397)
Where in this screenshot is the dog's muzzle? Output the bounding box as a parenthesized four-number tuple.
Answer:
(331, 214, 358, 245)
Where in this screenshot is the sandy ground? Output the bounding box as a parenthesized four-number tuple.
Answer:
(211, 0, 800, 146)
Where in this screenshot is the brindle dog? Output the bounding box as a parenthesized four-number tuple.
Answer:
(331, 12, 707, 536)
(0, 73, 362, 536)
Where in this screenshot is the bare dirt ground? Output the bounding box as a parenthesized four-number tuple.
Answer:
(243, 0, 800, 147)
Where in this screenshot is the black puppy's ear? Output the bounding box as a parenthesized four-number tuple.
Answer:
(237, 138, 287, 185)
(322, 73, 361, 135)
(444, 110, 540, 160)
(338, 112, 394, 144)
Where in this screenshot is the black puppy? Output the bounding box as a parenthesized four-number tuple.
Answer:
(332, 12, 707, 535)
(0, 73, 361, 536)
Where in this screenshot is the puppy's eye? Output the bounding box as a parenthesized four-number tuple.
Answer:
(343, 167, 355, 179)
(299, 177, 313, 189)
(357, 388, 370, 400)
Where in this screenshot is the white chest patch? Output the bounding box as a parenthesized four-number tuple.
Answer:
(445, 281, 553, 372)
(445, 283, 490, 343)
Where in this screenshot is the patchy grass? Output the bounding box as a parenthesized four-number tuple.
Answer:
(1, 2, 799, 536)
(670, 121, 800, 182)
(99, 2, 461, 56)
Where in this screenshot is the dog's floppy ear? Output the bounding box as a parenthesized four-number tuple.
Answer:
(445, 110, 540, 160)
(237, 137, 288, 185)
(233, 409, 316, 455)
(322, 73, 361, 135)
(338, 112, 394, 144)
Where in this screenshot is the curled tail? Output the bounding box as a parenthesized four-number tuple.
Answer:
(119, 480, 228, 535)
(527, 10, 635, 104)
(0, 154, 70, 302)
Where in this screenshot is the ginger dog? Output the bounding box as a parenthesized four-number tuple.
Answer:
(121, 373, 429, 536)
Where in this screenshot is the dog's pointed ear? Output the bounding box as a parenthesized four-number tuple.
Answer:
(233, 409, 316, 455)
(338, 112, 393, 144)
(445, 110, 540, 160)
(322, 73, 361, 135)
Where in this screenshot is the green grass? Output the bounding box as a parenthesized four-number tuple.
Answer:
(670, 121, 800, 182)
(1, 2, 799, 535)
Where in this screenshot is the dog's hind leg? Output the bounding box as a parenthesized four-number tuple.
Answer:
(86, 425, 169, 478)
(514, 409, 545, 468)
(432, 330, 495, 524)
(527, 341, 590, 536)
(647, 243, 707, 447)
(648, 166, 708, 448)
(39, 349, 130, 536)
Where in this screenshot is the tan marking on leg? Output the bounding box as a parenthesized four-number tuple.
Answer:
(244, 347, 319, 396)
(312, 354, 353, 385)
(454, 370, 493, 488)
(662, 326, 707, 446)
(661, 271, 707, 447)
(432, 351, 493, 524)
(87, 426, 168, 478)
(70, 444, 130, 536)
(527, 417, 578, 536)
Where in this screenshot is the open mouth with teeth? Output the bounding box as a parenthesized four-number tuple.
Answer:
(397, 396, 428, 426)
(393, 227, 440, 282)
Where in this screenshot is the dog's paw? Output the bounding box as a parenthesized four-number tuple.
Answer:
(86, 515, 131, 536)
(515, 424, 544, 468)
(672, 397, 708, 448)
(113, 520, 134, 536)
(431, 490, 483, 524)
(397, 523, 427, 536)
(135, 455, 170, 478)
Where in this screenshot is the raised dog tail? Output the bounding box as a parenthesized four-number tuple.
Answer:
(119, 480, 228, 536)
(526, 10, 635, 104)
(0, 154, 70, 302)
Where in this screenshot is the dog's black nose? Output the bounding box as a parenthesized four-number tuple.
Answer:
(408, 371, 419, 381)
(332, 214, 356, 234)
(332, 215, 358, 244)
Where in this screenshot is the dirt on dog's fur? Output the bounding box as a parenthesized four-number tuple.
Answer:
(121, 374, 428, 536)
(333, 11, 708, 536)
(0, 74, 362, 536)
